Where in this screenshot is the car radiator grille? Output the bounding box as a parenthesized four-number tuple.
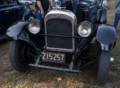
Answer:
(45, 19, 73, 51)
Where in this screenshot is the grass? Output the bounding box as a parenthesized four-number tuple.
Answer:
(0, 0, 120, 88)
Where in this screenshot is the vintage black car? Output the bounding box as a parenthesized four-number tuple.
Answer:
(0, 0, 23, 40)
(7, 0, 117, 83)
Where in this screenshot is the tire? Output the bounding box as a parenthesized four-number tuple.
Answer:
(97, 51, 111, 83)
(10, 41, 33, 72)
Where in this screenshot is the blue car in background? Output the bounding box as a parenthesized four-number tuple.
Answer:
(0, 0, 23, 40)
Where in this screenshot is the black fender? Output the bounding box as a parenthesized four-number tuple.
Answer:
(6, 21, 28, 40)
(7, 22, 37, 49)
(96, 24, 117, 51)
(18, 31, 38, 51)
(7, 21, 42, 51)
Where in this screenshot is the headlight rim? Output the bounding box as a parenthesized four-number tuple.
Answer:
(78, 21, 92, 37)
(28, 19, 41, 34)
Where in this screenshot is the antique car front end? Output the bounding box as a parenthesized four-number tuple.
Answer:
(36, 0, 98, 71)
(6, 0, 117, 83)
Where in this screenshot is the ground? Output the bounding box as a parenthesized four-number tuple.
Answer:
(0, 0, 120, 88)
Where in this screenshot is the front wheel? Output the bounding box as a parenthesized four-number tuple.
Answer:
(97, 50, 111, 83)
(10, 41, 35, 72)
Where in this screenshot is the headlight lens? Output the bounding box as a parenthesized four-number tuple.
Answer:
(78, 21, 92, 37)
(103, 0, 108, 8)
(28, 19, 41, 34)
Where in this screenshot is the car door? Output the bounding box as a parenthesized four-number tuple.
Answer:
(0, 0, 23, 39)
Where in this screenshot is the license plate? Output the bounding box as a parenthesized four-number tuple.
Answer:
(42, 52, 65, 63)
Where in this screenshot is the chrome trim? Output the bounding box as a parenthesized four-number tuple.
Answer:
(45, 10, 76, 22)
(45, 10, 77, 52)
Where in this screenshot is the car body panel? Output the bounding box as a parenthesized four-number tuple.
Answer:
(0, 0, 23, 40)
(7, 21, 28, 40)
(96, 24, 117, 51)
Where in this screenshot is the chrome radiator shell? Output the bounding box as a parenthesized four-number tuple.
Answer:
(44, 10, 77, 52)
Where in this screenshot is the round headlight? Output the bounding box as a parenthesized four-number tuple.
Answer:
(78, 21, 92, 37)
(28, 19, 41, 34)
(102, 0, 108, 8)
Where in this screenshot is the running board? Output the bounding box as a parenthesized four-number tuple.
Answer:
(29, 64, 80, 73)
